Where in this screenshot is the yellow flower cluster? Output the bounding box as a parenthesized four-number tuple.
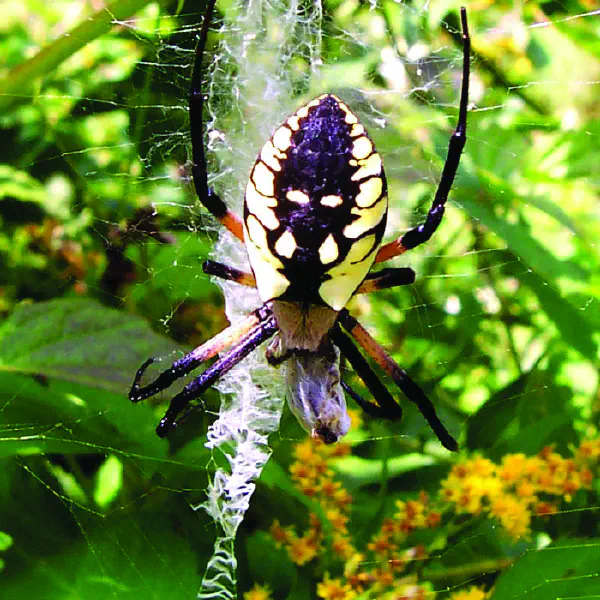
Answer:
(448, 586, 489, 600)
(269, 435, 600, 599)
(441, 444, 595, 539)
(243, 583, 273, 600)
(270, 433, 355, 569)
(270, 421, 433, 597)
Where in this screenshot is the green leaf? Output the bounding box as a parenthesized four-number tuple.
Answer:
(490, 538, 600, 600)
(0, 165, 46, 205)
(464, 376, 525, 453)
(526, 273, 597, 361)
(0, 0, 161, 112)
(93, 455, 123, 508)
(459, 192, 586, 285)
(0, 298, 177, 393)
(1, 494, 204, 599)
(0, 299, 181, 462)
(333, 453, 437, 484)
(0, 530, 13, 552)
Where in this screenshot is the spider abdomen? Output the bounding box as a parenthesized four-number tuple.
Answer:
(243, 94, 388, 311)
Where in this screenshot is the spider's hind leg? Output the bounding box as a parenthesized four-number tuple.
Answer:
(375, 8, 470, 264)
(189, 0, 245, 241)
(341, 381, 391, 419)
(332, 323, 402, 420)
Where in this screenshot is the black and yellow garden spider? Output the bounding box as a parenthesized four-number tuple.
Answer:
(130, 0, 470, 450)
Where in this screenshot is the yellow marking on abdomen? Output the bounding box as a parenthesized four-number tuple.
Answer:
(260, 142, 285, 172)
(275, 230, 297, 258)
(287, 116, 300, 131)
(318, 234, 339, 264)
(296, 106, 309, 119)
(321, 195, 343, 208)
(272, 126, 292, 152)
(337, 100, 358, 124)
(350, 124, 365, 137)
(319, 234, 378, 310)
(245, 215, 289, 302)
(351, 153, 382, 181)
(343, 195, 387, 239)
(355, 177, 383, 208)
(252, 162, 275, 196)
(245, 181, 280, 230)
(286, 189, 310, 204)
(352, 136, 373, 160)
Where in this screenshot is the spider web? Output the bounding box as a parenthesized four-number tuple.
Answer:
(1, 1, 599, 599)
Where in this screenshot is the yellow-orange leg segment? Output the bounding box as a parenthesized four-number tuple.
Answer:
(221, 212, 245, 242)
(129, 306, 270, 403)
(203, 260, 257, 287)
(338, 311, 458, 451)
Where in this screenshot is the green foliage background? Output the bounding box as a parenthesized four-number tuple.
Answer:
(0, 0, 599, 598)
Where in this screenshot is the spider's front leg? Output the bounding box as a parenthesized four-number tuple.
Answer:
(155, 312, 278, 437)
(338, 311, 459, 451)
(356, 267, 415, 294)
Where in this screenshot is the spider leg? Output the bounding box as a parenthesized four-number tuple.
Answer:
(338, 311, 458, 451)
(265, 334, 292, 366)
(375, 8, 470, 264)
(129, 305, 272, 403)
(341, 381, 389, 419)
(356, 267, 415, 294)
(156, 313, 278, 437)
(203, 260, 256, 287)
(189, 0, 244, 241)
(331, 323, 402, 419)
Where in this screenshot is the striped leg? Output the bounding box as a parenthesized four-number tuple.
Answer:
(203, 260, 256, 287)
(356, 267, 415, 294)
(155, 312, 278, 437)
(129, 305, 272, 403)
(338, 311, 458, 451)
(331, 324, 402, 420)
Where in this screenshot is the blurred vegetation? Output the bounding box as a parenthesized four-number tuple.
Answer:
(0, 0, 599, 599)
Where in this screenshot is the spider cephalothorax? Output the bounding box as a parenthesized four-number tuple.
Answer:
(130, 0, 470, 450)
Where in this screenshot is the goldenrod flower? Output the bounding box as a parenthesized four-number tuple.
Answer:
(448, 585, 489, 600)
(243, 583, 273, 600)
(288, 532, 320, 566)
(317, 573, 357, 600)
